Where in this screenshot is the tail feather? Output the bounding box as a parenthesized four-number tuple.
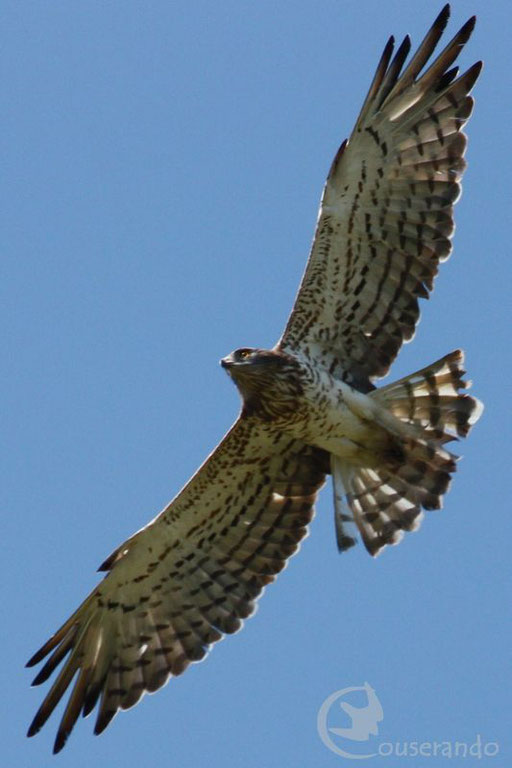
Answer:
(333, 350, 482, 556)
(373, 349, 483, 438)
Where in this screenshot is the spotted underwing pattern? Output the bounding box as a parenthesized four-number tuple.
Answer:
(27, 5, 482, 754)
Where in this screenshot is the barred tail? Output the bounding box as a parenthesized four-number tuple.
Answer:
(332, 350, 483, 556)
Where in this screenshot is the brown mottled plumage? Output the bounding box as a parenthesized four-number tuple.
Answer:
(27, 5, 482, 753)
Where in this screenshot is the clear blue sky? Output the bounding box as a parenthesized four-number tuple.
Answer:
(4, 1, 510, 765)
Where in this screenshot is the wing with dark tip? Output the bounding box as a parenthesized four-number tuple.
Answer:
(26, 417, 327, 753)
(279, 6, 481, 387)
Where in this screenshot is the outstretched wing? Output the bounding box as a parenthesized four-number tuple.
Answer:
(26, 418, 328, 753)
(279, 5, 481, 387)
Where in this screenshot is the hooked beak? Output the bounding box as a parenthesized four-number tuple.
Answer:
(220, 356, 234, 371)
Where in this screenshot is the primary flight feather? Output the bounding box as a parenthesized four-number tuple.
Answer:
(27, 5, 482, 753)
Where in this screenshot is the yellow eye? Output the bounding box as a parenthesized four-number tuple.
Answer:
(238, 349, 251, 360)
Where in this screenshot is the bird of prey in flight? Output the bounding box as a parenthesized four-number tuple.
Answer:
(27, 5, 482, 753)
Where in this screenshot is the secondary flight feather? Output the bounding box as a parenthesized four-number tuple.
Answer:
(27, 6, 482, 753)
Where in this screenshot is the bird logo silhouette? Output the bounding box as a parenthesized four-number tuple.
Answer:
(328, 682, 383, 741)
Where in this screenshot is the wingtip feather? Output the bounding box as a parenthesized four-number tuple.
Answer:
(53, 731, 69, 754)
(438, 4, 451, 28)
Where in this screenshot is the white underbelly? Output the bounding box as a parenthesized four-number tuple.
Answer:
(281, 371, 390, 463)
